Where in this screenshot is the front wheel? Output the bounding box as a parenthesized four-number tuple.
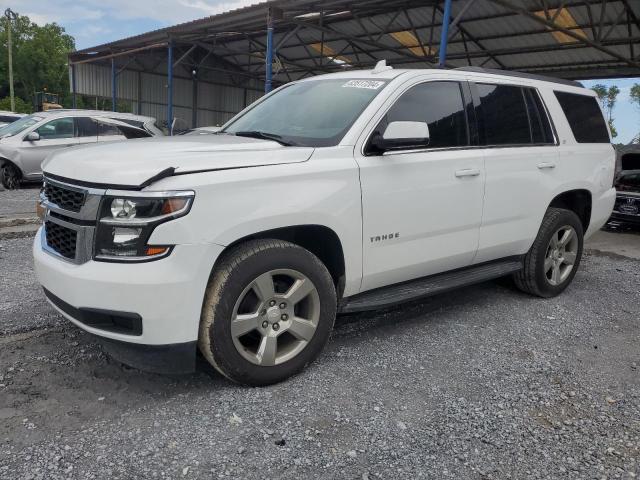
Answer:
(0, 163, 21, 190)
(514, 207, 584, 298)
(198, 239, 337, 386)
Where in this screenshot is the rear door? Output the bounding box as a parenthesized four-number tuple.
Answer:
(470, 81, 559, 263)
(356, 79, 485, 291)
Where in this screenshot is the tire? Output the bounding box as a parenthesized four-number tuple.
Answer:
(0, 162, 21, 190)
(514, 207, 584, 298)
(198, 239, 337, 386)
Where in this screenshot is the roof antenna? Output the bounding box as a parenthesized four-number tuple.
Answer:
(372, 59, 393, 74)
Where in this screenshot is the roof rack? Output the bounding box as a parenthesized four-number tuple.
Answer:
(454, 66, 583, 88)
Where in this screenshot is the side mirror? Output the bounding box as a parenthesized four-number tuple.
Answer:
(25, 131, 40, 142)
(369, 121, 430, 154)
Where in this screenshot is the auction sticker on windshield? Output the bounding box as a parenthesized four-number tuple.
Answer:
(342, 80, 385, 90)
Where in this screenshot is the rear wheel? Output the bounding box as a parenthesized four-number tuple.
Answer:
(198, 239, 337, 386)
(514, 207, 584, 297)
(0, 163, 21, 190)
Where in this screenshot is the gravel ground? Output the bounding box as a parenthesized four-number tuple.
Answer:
(0, 186, 40, 217)
(0, 236, 639, 479)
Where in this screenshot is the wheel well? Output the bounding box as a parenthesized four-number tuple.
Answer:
(549, 190, 592, 232)
(0, 158, 22, 176)
(224, 225, 346, 297)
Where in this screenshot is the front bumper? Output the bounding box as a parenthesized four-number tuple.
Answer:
(34, 227, 224, 369)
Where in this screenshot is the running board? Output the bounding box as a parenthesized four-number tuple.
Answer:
(339, 257, 523, 313)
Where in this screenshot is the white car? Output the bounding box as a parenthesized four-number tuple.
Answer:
(0, 110, 163, 189)
(34, 62, 616, 385)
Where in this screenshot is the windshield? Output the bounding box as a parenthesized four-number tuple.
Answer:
(223, 79, 388, 147)
(0, 115, 43, 138)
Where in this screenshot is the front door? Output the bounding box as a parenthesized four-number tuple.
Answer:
(356, 80, 485, 291)
(20, 117, 78, 178)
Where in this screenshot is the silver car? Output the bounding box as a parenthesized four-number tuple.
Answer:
(0, 110, 163, 189)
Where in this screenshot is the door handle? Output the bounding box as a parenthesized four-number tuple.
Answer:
(537, 162, 556, 169)
(455, 168, 481, 178)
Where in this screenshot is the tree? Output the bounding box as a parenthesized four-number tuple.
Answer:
(591, 83, 620, 138)
(631, 84, 640, 144)
(0, 13, 75, 111)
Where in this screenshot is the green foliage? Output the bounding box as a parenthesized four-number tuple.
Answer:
(591, 83, 621, 138)
(608, 119, 617, 138)
(0, 95, 32, 113)
(591, 84, 607, 108)
(0, 13, 75, 111)
(631, 84, 640, 110)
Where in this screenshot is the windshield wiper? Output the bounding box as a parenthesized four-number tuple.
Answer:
(233, 131, 297, 146)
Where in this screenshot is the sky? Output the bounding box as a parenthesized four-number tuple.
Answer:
(3, 0, 639, 143)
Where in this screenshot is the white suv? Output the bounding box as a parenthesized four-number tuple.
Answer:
(34, 63, 616, 385)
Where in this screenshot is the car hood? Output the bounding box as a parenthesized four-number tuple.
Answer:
(42, 134, 314, 188)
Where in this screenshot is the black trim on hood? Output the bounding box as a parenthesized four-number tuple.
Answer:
(139, 167, 176, 189)
(43, 172, 145, 191)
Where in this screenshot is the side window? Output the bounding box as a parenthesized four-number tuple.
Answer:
(524, 88, 555, 145)
(554, 91, 610, 143)
(377, 81, 469, 149)
(74, 117, 98, 138)
(98, 121, 122, 137)
(476, 83, 531, 145)
(36, 118, 74, 140)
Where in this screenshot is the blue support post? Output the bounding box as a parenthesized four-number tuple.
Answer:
(265, 11, 274, 93)
(111, 58, 117, 111)
(438, 0, 453, 67)
(167, 40, 174, 135)
(71, 63, 77, 109)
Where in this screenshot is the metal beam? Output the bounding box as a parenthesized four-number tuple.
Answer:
(438, 0, 453, 66)
(71, 64, 77, 109)
(173, 44, 197, 68)
(265, 10, 275, 93)
(167, 40, 174, 135)
(487, 0, 640, 69)
(111, 58, 117, 111)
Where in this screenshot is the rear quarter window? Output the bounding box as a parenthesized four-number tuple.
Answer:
(554, 91, 610, 143)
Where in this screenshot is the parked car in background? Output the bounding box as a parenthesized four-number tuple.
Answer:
(610, 170, 640, 226)
(180, 126, 222, 136)
(0, 110, 163, 189)
(0, 111, 26, 127)
(608, 144, 640, 227)
(34, 64, 615, 386)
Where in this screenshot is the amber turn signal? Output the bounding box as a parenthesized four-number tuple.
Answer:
(161, 198, 189, 215)
(144, 246, 169, 256)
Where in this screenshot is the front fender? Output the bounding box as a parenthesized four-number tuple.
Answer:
(148, 153, 364, 296)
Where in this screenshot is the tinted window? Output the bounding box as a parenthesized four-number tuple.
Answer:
(524, 88, 554, 144)
(376, 81, 469, 149)
(36, 118, 74, 139)
(98, 122, 122, 137)
(554, 91, 609, 143)
(477, 84, 530, 145)
(0, 115, 19, 123)
(75, 117, 98, 138)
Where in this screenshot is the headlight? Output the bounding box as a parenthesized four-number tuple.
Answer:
(94, 191, 194, 262)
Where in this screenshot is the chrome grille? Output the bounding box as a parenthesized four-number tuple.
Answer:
(40, 177, 106, 264)
(43, 182, 85, 212)
(45, 221, 78, 259)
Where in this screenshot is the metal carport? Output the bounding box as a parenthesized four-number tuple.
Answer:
(68, 0, 640, 132)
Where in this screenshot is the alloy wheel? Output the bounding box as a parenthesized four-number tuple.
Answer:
(230, 269, 321, 366)
(544, 225, 578, 286)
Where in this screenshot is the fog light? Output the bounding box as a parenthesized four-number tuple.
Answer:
(111, 199, 137, 219)
(112, 227, 142, 244)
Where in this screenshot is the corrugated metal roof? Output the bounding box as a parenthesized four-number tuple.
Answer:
(70, 0, 640, 81)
